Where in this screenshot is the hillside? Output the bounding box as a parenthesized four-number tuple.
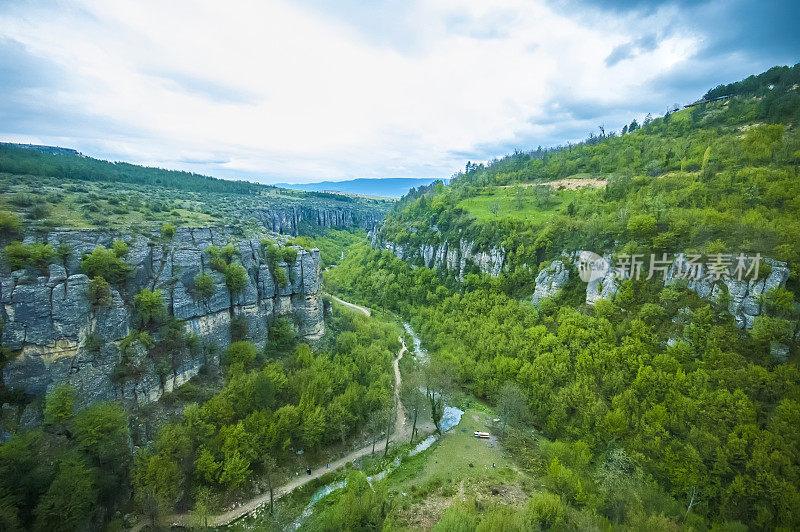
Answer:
(375, 64, 800, 287)
(322, 64, 800, 530)
(0, 143, 393, 235)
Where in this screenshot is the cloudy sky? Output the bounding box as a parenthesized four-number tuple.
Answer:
(0, 0, 797, 184)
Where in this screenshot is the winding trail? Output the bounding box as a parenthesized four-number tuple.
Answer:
(327, 294, 371, 316)
(141, 296, 406, 530)
(394, 337, 408, 438)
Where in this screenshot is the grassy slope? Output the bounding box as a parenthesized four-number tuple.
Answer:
(456, 187, 580, 223)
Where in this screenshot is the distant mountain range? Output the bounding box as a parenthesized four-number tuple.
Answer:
(276, 177, 446, 198)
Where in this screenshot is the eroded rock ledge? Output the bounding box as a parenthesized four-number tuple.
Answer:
(1, 226, 324, 404)
(372, 230, 791, 334)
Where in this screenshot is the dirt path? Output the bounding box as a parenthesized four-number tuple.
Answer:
(141, 298, 406, 530)
(394, 336, 408, 438)
(327, 294, 371, 316)
(497, 176, 606, 190)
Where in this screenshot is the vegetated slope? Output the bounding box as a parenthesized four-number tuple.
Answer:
(324, 64, 800, 529)
(0, 301, 402, 531)
(376, 63, 800, 293)
(0, 143, 393, 234)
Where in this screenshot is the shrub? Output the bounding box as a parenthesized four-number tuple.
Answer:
(750, 316, 792, 345)
(84, 332, 103, 354)
(0, 210, 22, 238)
(281, 247, 298, 264)
(645, 160, 662, 177)
(161, 223, 176, 239)
(3, 241, 55, 272)
(27, 243, 55, 271)
(134, 288, 166, 328)
(112, 239, 129, 258)
(433, 500, 480, 531)
(44, 384, 76, 426)
(80, 246, 133, 285)
(206, 244, 238, 272)
(627, 214, 657, 238)
(193, 272, 216, 301)
(273, 266, 288, 288)
(263, 242, 281, 268)
(88, 276, 113, 308)
(546, 458, 584, 505)
(56, 243, 72, 265)
(3, 241, 31, 270)
(524, 491, 567, 530)
(28, 202, 50, 220)
(223, 341, 257, 368)
(224, 262, 248, 293)
(230, 314, 249, 342)
(265, 317, 296, 356)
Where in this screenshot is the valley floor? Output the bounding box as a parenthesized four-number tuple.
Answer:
(134, 296, 410, 530)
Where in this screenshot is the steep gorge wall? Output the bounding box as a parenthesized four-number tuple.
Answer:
(252, 205, 384, 235)
(372, 230, 792, 334)
(531, 252, 791, 329)
(371, 230, 506, 279)
(0, 226, 324, 405)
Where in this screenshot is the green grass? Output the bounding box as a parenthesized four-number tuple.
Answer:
(456, 187, 577, 223)
(391, 407, 518, 490)
(0, 171, 392, 234)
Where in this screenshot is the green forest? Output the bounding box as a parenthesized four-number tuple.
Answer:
(0, 301, 403, 530)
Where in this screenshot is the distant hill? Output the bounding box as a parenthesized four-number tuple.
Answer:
(0, 142, 394, 233)
(276, 177, 447, 198)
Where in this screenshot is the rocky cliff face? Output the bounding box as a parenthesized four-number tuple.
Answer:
(252, 205, 383, 235)
(374, 226, 792, 334)
(371, 232, 506, 279)
(529, 251, 791, 331)
(1, 226, 324, 405)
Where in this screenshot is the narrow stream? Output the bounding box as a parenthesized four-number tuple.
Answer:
(403, 322, 429, 362)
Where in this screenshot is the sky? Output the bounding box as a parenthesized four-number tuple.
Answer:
(0, 0, 798, 184)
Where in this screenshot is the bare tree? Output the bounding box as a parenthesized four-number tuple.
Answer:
(424, 360, 452, 435)
(685, 486, 700, 521)
(262, 455, 277, 514)
(497, 381, 529, 435)
(384, 405, 393, 457)
(401, 368, 426, 443)
(367, 411, 382, 454)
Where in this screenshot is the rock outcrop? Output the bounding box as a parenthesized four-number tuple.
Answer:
(252, 205, 383, 235)
(1, 226, 324, 404)
(665, 255, 790, 330)
(531, 261, 570, 305)
(374, 229, 790, 331)
(372, 233, 505, 279)
(527, 251, 790, 331)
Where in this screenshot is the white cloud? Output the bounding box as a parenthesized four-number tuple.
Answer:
(0, 0, 701, 182)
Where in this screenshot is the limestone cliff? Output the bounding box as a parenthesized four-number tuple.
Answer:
(529, 251, 790, 331)
(371, 230, 506, 279)
(1, 226, 324, 404)
(252, 205, 383, 235)
(372, 226, 791, 334)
